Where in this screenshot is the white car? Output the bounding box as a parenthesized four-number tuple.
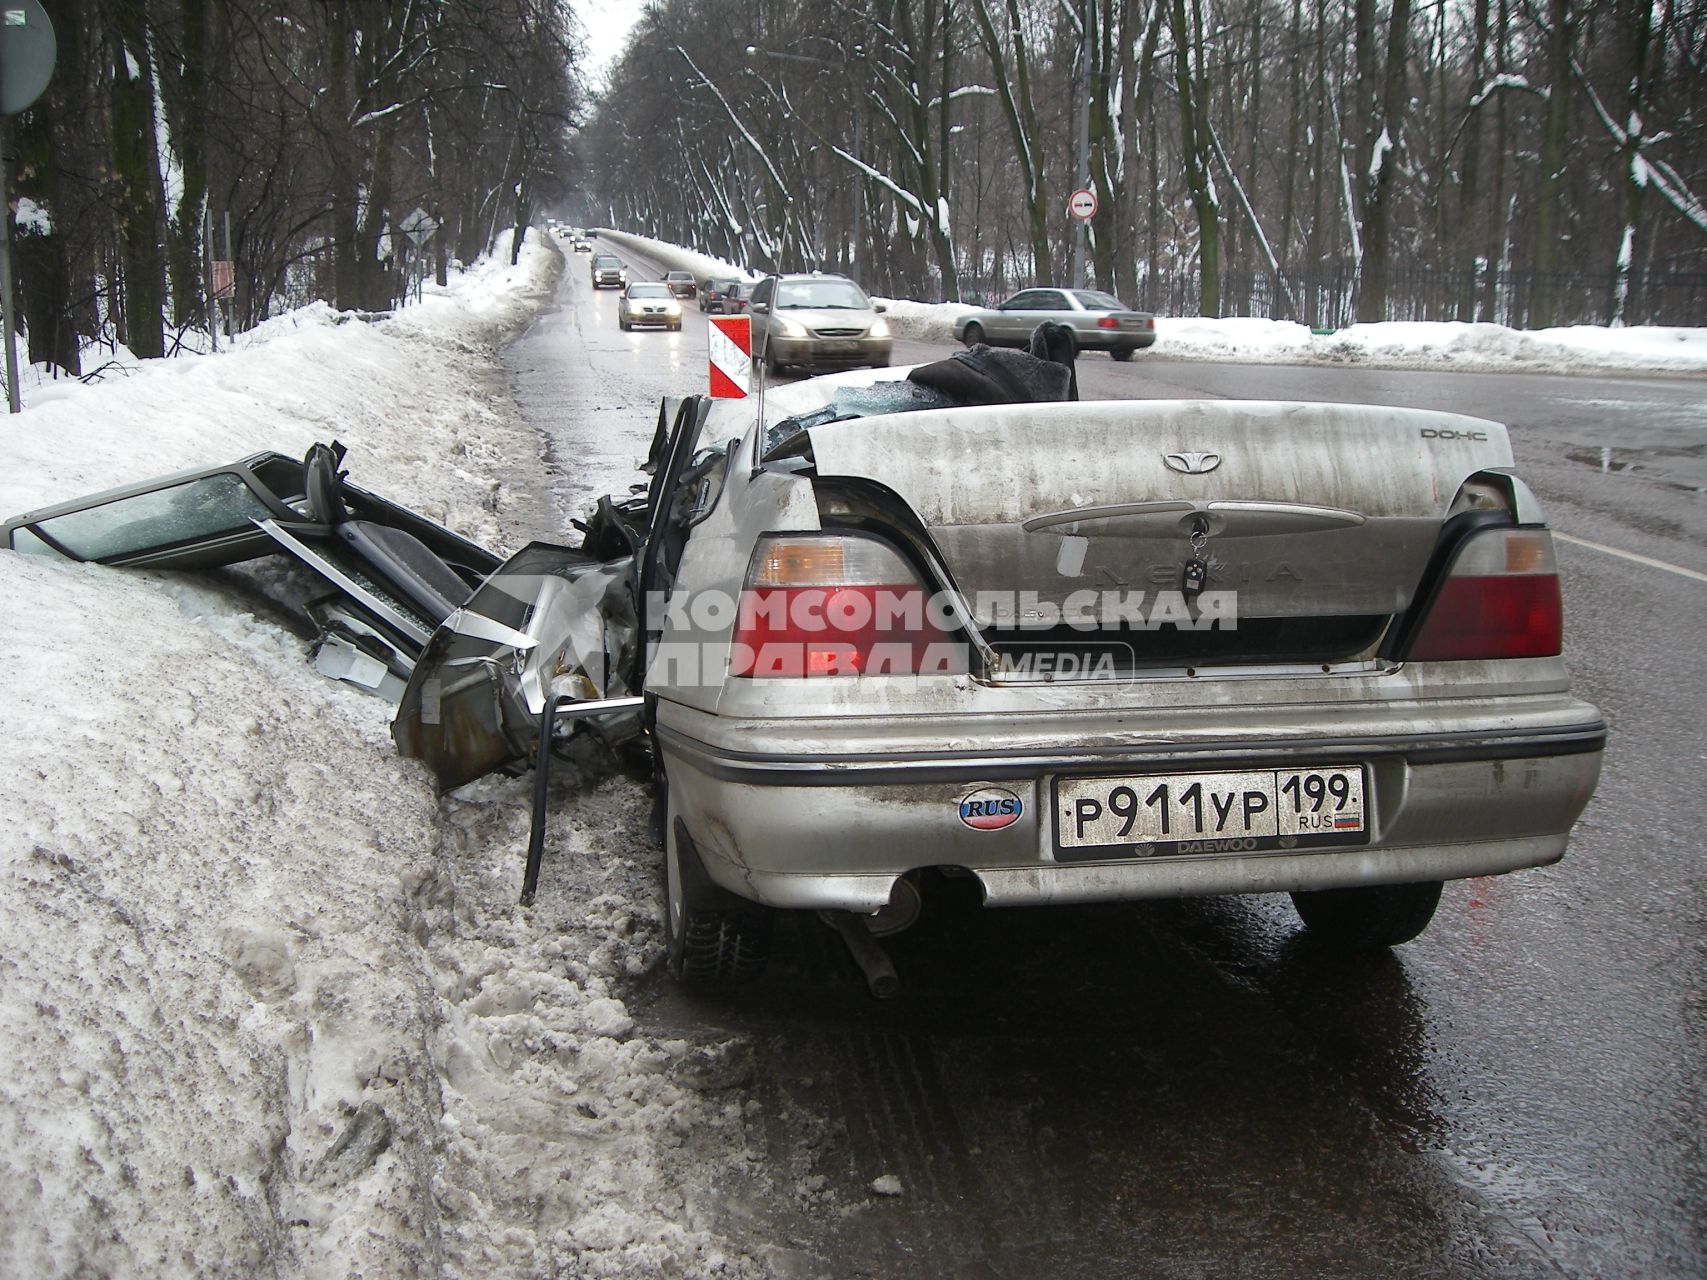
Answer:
(618, 282, 682, 331)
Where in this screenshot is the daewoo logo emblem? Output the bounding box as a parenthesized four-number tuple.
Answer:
(1164, 451, 1222, 475)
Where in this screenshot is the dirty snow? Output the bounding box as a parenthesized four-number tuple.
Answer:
(0, 231, 763, 1279)
(3, 223, 1705, 1278)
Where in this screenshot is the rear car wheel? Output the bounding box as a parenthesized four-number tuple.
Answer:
(665, 817, 772, 983)
(962, 321, 985, 347)
(1289, 880, 1444, 950)
(1111, 346, 1135, 362)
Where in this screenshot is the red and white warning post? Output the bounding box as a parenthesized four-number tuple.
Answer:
(708, 315, 751, 399)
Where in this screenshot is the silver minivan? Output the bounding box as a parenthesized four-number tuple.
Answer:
(748, 273, 892, 372)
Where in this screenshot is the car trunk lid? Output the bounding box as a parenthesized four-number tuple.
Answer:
(800, 400, 1512, 639)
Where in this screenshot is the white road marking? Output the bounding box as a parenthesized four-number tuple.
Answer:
(1556, 532, 1707, 584)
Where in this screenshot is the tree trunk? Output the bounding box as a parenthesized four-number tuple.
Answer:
(12, 6, 86, 378)
(1277, 0, 1304, 318)
(1355, 0, 1412, 323)
(1169, 0, 1220, 316)
(1609, 0, 1653, 326)
(1531, 0, 1575, 329)
(324, 4, 363, 311)
(165, 0, 209, 330)
(1456, 0, 1491, 320)
(968, 0, 1054, 283)
(107, 1, 167, 357)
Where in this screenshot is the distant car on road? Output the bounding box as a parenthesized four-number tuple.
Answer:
(699, 278, 745, 314)
(955, 288, 1156, 360)
(590, 253, 626, 289)
(663, 271, 698, 299)
(571, 238, 592, 253)
(618, 282, 682, 331)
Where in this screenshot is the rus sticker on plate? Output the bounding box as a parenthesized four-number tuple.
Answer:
(1052, 765, 1367, 860)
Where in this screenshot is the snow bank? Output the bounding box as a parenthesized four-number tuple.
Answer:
(1, 233, 761, 1278)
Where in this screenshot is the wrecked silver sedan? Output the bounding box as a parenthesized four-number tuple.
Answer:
(4, 342, 1605, 990)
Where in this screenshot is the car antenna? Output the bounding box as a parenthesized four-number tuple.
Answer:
(752, 346, 766, 457)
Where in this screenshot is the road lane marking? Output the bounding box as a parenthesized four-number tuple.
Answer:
(1556, 532, 1707, 584)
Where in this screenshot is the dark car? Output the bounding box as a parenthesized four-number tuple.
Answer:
(663, 271, 697, 299)
(590, 254, 626, 289)
(698, 278, 745, 314)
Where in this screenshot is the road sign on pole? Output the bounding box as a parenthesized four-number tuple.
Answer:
(1067, 188, 1098, 222)
(708, 315, 751, 399)
(399, 207, 438, 248)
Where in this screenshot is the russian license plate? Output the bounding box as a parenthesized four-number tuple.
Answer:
(1053, 765, 1368, 860)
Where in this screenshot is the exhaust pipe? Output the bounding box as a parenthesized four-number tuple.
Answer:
(820, 911, 900, 999)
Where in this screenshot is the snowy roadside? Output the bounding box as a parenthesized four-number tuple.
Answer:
(0, 233, 763, 1279)
(594, 228, 1707, 378)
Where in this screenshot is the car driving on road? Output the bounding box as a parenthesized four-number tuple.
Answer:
(748, 272, 891, 372)
(663, 271, 697, 299)
(955, 288, 1156, 359)
(618, 282, 682, 331)
(699, 278, 745, 314)
(590, 253, 626, 289)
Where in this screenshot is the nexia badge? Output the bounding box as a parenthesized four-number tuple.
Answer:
(959, 787, 1023, 830)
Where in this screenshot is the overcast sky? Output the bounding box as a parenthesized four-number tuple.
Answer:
(577, 0, 641, 86)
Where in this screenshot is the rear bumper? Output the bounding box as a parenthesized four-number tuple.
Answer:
(656, 703, 1605, 912)
(1070, 329, 1156, 352)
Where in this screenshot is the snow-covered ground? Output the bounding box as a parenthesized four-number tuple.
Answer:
(0, 233, 764, 1279)
(595, 228, 1707, 377)
(3, 225, 1704, 1278)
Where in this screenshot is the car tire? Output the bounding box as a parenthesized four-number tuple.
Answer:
(671, 322, 681, 332)
(1111, 346, 1136, 362)
(1289, 880, 1444, 950)
(962, 321, 985, 347)
(619, 317, 630, 331)
(665, 816, 772, 983)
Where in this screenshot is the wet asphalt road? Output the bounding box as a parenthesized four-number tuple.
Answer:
(508, 240, 1707, 1278)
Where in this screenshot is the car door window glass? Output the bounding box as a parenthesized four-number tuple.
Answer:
(1073, 291, 1126, 310)
(29, 474, 272, 561)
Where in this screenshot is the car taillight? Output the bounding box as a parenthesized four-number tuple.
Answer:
(1097, 316, 1120, 329)
(730, 535, 963, 678)
(1406, 528, 1562, 661)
